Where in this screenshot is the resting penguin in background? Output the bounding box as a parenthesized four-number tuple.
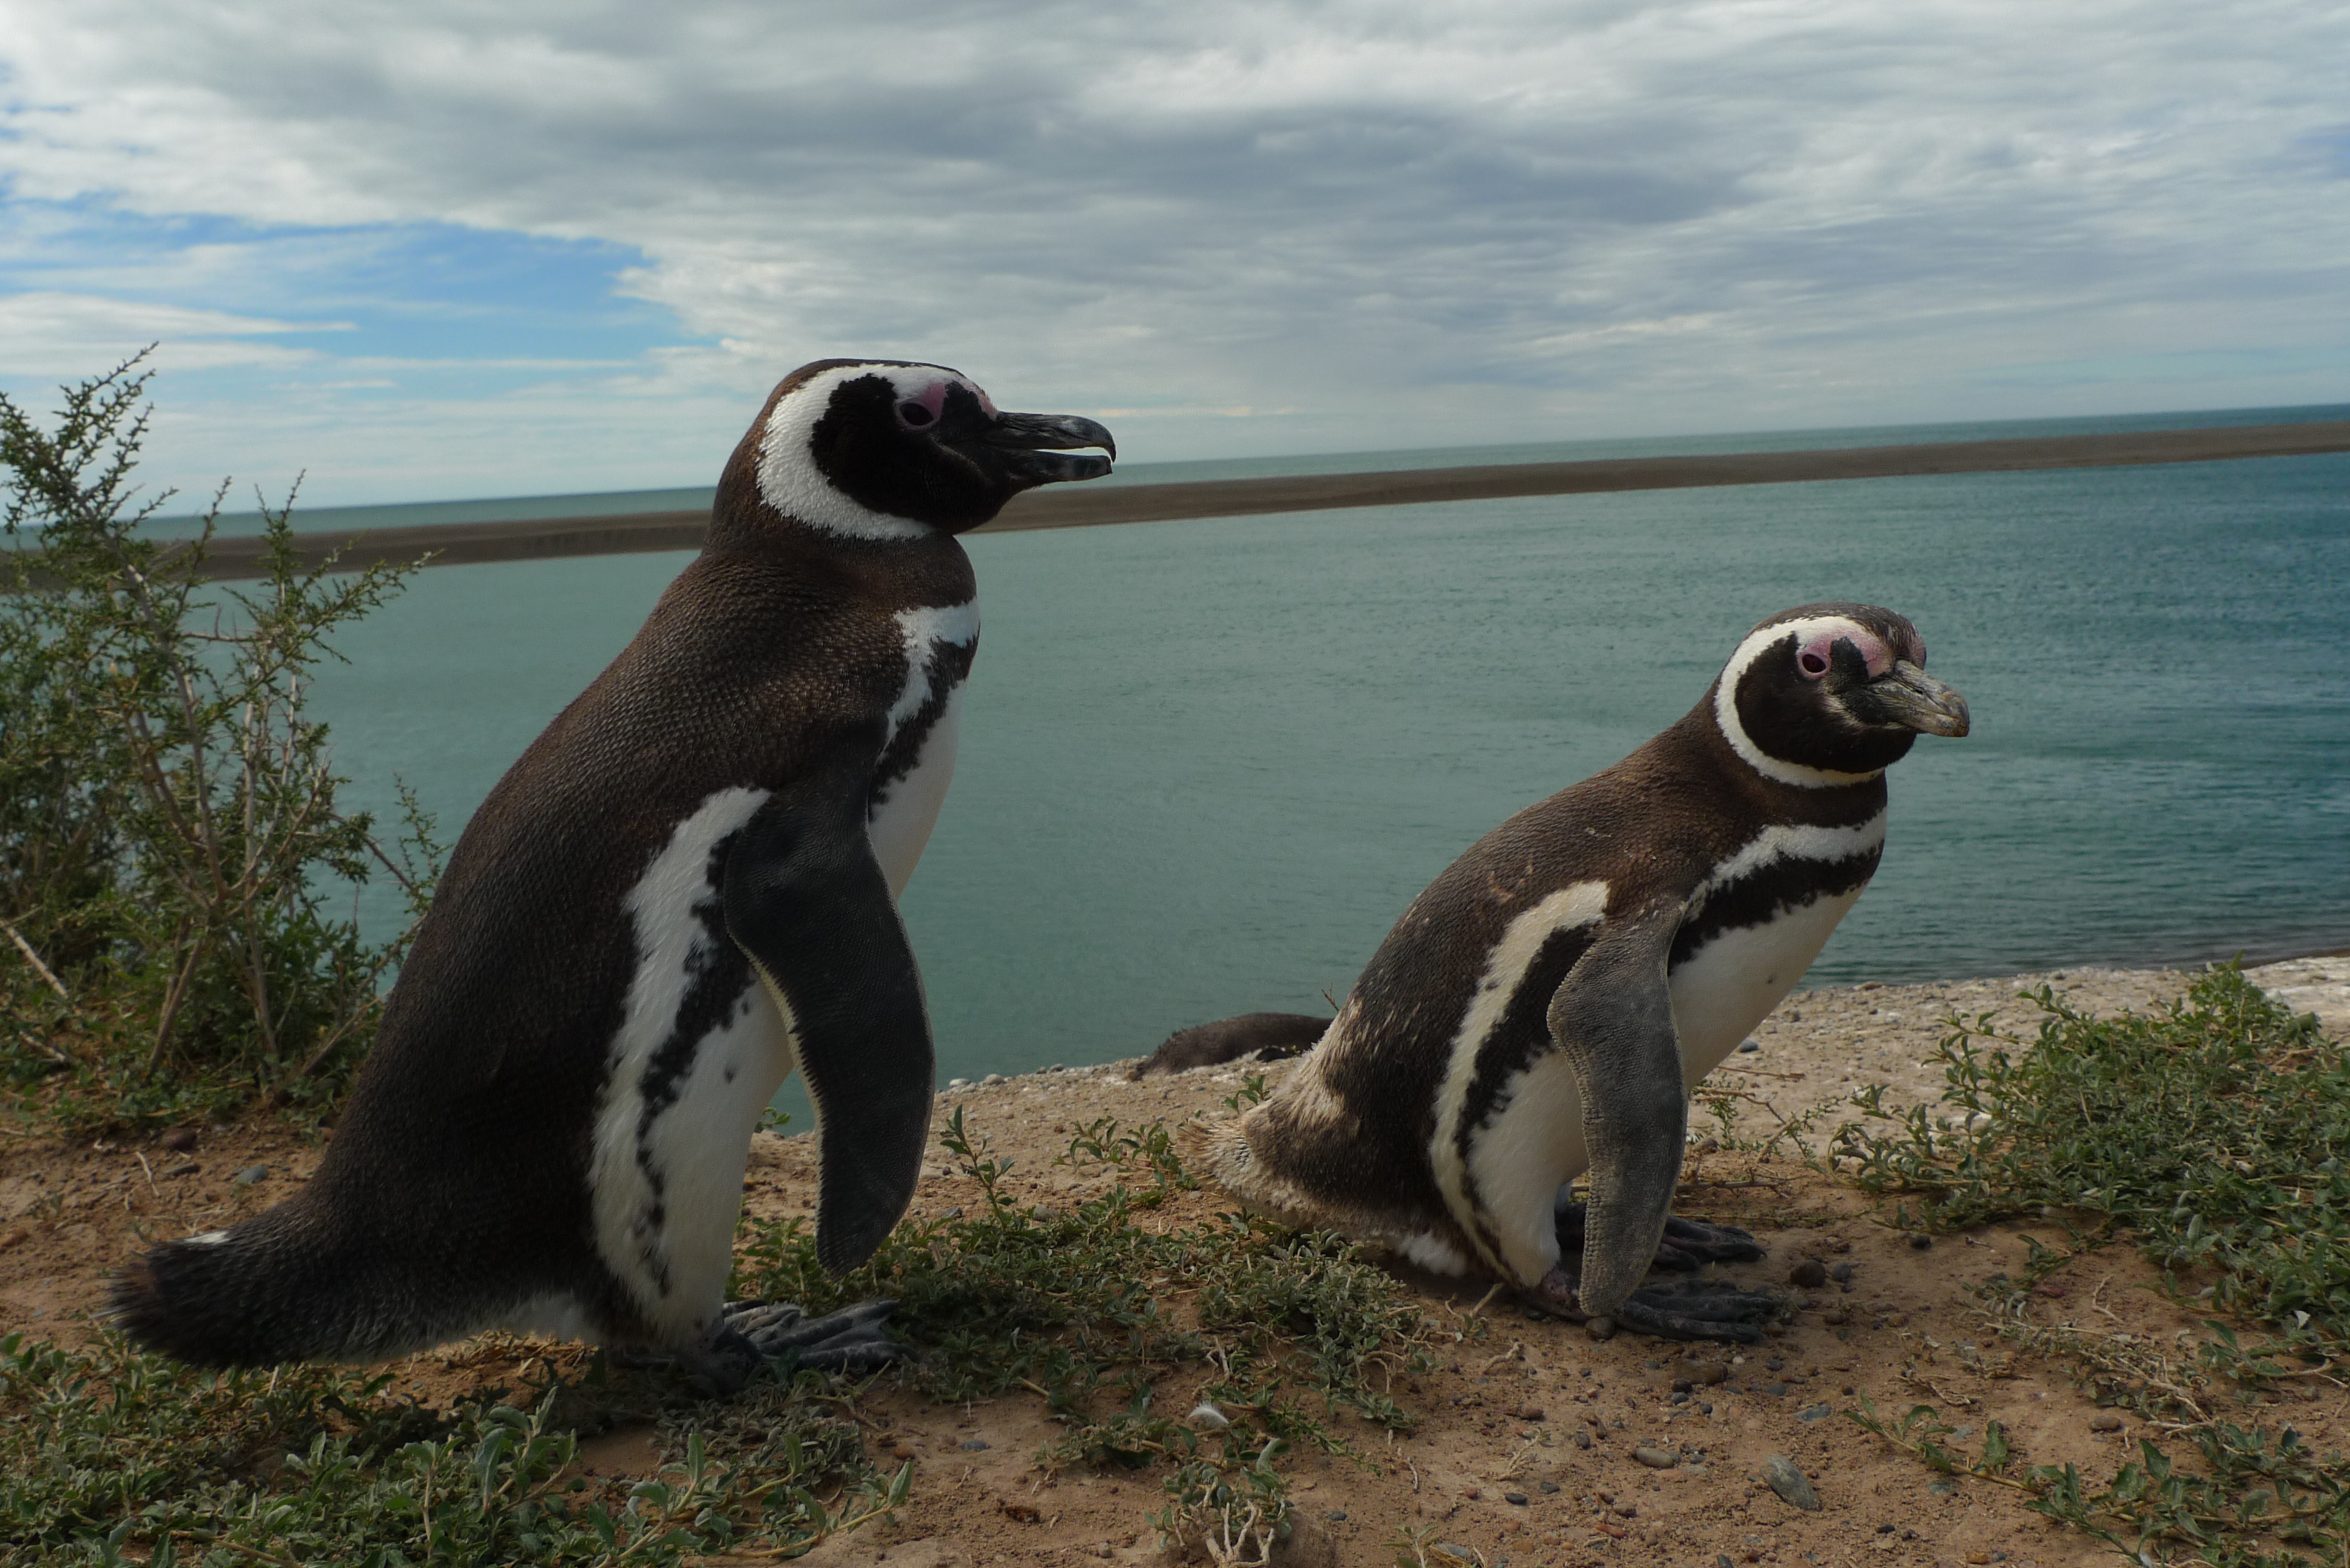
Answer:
(1188, 604, 1968, 1342)
(109, 360, 1115, 1391)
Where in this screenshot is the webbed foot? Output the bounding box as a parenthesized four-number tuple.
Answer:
(723, 1297, 902, 1373)
(1528, 1267, 1782, 1345)
(614, 1297, 904, 1397)
(1553, 1200, 1765, 1272)
(1611, 1279, 1780, 1343)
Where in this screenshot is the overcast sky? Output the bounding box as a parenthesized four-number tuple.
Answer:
(4, 0, 2347, 508)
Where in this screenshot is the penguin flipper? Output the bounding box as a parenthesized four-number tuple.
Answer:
(1542, 895, 1690, 1323)
(724, 744, 935, 1279)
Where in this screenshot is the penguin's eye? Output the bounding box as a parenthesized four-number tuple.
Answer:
(896, 399, 937, 429)
(1797, 648, 1831, 679)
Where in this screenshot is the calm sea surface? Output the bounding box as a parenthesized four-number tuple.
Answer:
(297, 409, 2350, 1108)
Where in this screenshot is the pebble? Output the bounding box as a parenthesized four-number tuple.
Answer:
(161, 1128, 197, 1152)
(1908, 1233, 1933, 1250)
(232, 1165, 268, 1185)
(1761, 1454, 1822, 1511)
(983, 1073, 1005, 1085)
(2089, 1412, 2123, 1432)
(1633, 1445, 1678, 1468)
(1505, 1491, 1528, 1506)
(1691, 1363, 1728, 1386)
(1325, 1510, 1347, 1522)
(1571, 1430, 1593, 1449)
(1830, 1262, 1856, 1284)
(1737, 1039, 1761, 1053)
(1537, 1481, 1560, 1495)
(958, 1438, 990, 1451)
(1790, 1259, 1828, 1289)
(947, 1078, 969, 1088)
(1798, 1404, 1833, 1422)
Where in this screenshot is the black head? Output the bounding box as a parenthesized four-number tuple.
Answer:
(731, 359, 1115, 543)
(1710, 602, 1970, 785)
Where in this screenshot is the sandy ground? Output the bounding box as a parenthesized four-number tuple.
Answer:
(5, 954, 2345, 1567)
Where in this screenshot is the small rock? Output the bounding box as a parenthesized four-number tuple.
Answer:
(1798, 1404, 1832, 1422)
(1633, 1445, 1678, 1468)
(947, 1078, 969, 1088)
(1761, 1454, 1822, 1511)
(1737, 1039, 1761, 1053)
(1764, 1382, 1789, 1396)
(1928, 1478, 1959, 1497)
(958, 1438, 990, 1451)
(1613, 1501, 1639, 1518)
(1514, 1405, 1545, 1421)
(1325, 1510, 1347, 1521)
(1537, 1480, 1560, 1494)
(1692, 1363, 1728, 1386)
(1586, 1315, 1617, 1341)
(1790, 1259, 1828, 1289)
(161, 1128, 197, 1152)
(1830, 1262, 1856, 1284)
(1460, 1486, 1480, 1500)
(232, 1165, 268, 1186)
(982, 1073, 1004, 1085)
(1908, 1233, 1933, 1250)
(1571, 1429, 1593, 1449)
(2089, 1412, 2123, 1432)
(1189, 1402, 1230, 1429)
(162, 1160, 199, 1177)
(891, 1444, 914, 1460)
(1504, 1491, 1528, 1506)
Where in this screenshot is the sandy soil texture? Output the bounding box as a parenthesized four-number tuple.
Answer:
(5, 955, 2344, 1567)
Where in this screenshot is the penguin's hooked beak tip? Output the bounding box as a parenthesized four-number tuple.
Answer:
(981, 411, 1116, 485)
(1864, 660, 1971, 737)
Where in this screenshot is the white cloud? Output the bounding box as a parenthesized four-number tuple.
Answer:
(2, 0, 2346, 499)
(0, 290, 336, 376)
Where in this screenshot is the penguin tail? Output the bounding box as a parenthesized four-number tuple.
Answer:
(106, 1198, 410, 1368)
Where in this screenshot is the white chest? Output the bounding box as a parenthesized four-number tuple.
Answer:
(867, 600, 978, 898)
(1667, 884, 1863, 1086)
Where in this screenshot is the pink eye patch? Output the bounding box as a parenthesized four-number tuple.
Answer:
(1794, 623, 1894, 680)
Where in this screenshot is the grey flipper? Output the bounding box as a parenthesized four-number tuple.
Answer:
(1545, 897, 1691, 1321)
(1543, 900, 1779, 1341)
(723, 734, 935, 1276)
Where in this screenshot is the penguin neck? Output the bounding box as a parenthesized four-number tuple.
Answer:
(706, 503, 979, 612)
(1669, 699, 1889, 828)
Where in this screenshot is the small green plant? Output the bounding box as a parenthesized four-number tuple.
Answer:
(0, 1329, 891, 1566)
(1, 353, 441, 1132)
(1837, 966, 2350, 1564)
(733, 1108, 1435, 1554)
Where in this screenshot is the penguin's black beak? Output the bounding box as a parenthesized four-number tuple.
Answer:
(972, 411, 1116, 488)
(1848, 660, 1971, 737)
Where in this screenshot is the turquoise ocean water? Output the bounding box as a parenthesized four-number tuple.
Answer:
(291, 408, 2349, 1113)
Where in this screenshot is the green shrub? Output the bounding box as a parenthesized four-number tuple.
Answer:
(1, 353, 440, 1132)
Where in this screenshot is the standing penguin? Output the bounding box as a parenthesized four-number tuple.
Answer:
(110, 360, 1115, 1389)
(1191, 604, 1968, 1342)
